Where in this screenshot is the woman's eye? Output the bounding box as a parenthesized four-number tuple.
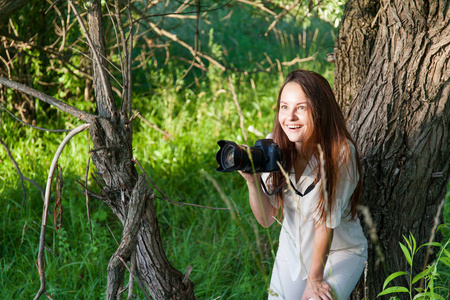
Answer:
(298, 105, 306, 110)
(281, 105, 288, 110)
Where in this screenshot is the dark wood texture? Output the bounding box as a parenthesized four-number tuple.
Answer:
(335, 0, 450, 299)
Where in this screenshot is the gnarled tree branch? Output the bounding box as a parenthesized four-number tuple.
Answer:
(34, 123, 90, 300)
(0, 77, 96, 123)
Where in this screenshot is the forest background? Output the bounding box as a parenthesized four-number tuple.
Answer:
(0, 0, 449, 299)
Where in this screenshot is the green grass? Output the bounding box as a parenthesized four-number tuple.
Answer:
(1, 2, 448, 299)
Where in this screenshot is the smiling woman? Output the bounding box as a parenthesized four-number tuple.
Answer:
(278, 82, 311, 146)
(238, 70, 367, 300)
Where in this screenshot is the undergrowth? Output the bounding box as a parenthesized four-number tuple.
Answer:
(1, 2, 448, 300)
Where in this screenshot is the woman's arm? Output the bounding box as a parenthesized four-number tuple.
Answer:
(239, 171, 278, 228)
(302, 223, 335, 300)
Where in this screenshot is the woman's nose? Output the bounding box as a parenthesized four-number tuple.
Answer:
(288, 109, 298, 120)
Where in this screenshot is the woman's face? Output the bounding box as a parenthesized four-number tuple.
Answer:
(278, 82, 312, 145)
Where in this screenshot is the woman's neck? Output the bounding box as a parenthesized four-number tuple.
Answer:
(293, 154, 308, 183)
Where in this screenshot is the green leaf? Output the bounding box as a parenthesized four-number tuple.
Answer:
(439, 256, 450, 267)
(400, 242, 413, 266)
(413, 292, 445, 300)
(411, 233, 417, 254)
(377, 286, 409, 297)
(412, 268, 431, 284)
(382, 271, 409, 290)
(417, 242, 441, 251)
(404, 235, 412, 251)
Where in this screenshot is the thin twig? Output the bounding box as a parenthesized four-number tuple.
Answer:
(126, 252, 136, 300)
(126, 0, 133, 119)
(0, 104, 70, 132)
(106, 222, 120, 246)
(132, 110, 171, 139)
(134, 158, 229, 210)
(419, 197, 446, 289)
(34, 123, 90, 300)
(264, 0, 300, 36)
(117, 256, 152, 300)
(85, 134, 94, 244)
(133, 0, 233, 22)
(114, 0, 129, 116)
(201, 170, 238, 219)
(147, 19, 224, 71)
(180, 0, 201, 80)
(281, 54, 316, 67)
(237, 0, 277, 16)
(228, 76, 248, 142)
(68, 0, 115, 118)
(0, 137, 45, 204)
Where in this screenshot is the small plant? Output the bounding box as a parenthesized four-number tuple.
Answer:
(378, 230, 450, 300)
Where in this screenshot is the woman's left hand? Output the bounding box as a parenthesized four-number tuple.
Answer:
(301, 279, 334, 300)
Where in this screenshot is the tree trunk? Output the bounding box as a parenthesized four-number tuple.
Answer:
(335, 0, 450, 299)
(85, 1, 195, 299)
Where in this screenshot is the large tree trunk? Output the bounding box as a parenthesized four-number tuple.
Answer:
(335, 0, 450, 299)
(86, 1, 195, 299)
(89, 118, 195, 299)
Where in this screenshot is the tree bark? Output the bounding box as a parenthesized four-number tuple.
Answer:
(85, 1, 196, 298)
(335, 0, 450, 299)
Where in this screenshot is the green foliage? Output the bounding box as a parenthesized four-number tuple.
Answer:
(377, 229, 450, 300)
(2, 1, 448, 299)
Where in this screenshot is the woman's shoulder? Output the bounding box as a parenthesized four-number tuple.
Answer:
(340, 139, 358, 161)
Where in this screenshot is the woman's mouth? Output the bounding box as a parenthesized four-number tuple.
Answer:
(287, 125, 302, 129)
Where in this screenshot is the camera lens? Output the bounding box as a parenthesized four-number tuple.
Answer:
(221, 144, 236, 168)
(216, 139, 282, 173)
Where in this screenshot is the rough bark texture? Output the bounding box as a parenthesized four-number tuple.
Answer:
(334, 0, 380, 109)
(335, 0, 450, 299)
(86, 1, 196, 298)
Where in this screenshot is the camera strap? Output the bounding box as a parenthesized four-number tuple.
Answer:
(261, 178, 315, 198)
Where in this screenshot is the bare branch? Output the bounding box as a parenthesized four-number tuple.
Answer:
(35, 123, 90, 300)
(264, 0, 301, 36)
(133, 110, 172, 139)
(281, 54, 316, 66)
(113, 0, 129, 116)
(118, 255, 152, 300)
(126, 0, 133, 119)
(236, 0, 277, 16)
(69, 0, 116, 119)
(106, 175, 149, 299)
(147, 20, 225, 71)
(0, 103, 71, 132)
(134, 158, 229, 211)
(133, 0, 233, 22)
(84, 148, 94, 244)
(0, 136, 45, 204)
(228, 76, 248, 142)
(0, 77, 96, 123)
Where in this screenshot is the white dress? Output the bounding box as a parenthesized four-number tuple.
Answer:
(262, 143, 368, 299)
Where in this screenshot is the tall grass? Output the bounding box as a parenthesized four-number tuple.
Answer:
(1, 4, 447, 300)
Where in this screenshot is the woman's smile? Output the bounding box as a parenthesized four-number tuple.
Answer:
(279, 82, 311, 144)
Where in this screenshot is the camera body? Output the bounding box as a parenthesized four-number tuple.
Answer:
(216, 139, 282, 173)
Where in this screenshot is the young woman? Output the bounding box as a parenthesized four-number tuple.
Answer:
(239, 70, 368, 300)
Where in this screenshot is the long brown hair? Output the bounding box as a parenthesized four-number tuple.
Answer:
(267, 70, 362, 224)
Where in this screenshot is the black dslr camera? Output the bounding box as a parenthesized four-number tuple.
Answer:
(215, 139, 282, 173)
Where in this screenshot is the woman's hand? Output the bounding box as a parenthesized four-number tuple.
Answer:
(301, 279, 334, 300)
(237, 170, 259, 183)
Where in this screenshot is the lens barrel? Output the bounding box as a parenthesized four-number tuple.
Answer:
(216, 140, 264, 172)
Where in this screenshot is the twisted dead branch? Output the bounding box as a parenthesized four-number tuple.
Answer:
(34, 123, 90, 300)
